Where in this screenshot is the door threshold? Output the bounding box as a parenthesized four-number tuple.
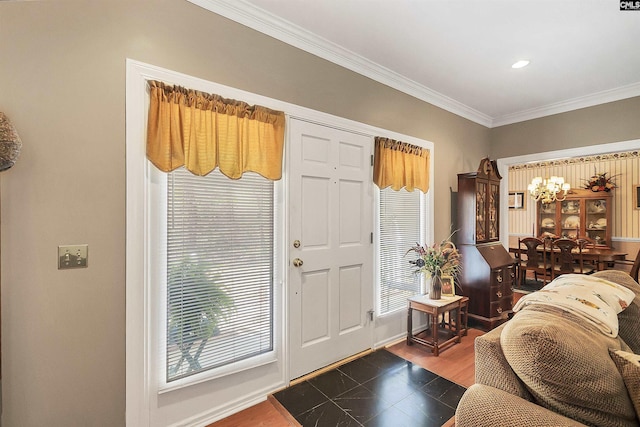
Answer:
(289, 348, 373, 386)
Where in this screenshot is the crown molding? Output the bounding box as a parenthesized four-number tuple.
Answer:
(187, 0, 640, 129)
(186, 0, 493, 127)
(491, 81, 640, 127)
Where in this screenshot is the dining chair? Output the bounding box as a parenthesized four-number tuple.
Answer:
(613, 248, 640, 282)
(518, 237, 551, 288)
(550, 238, 595, 279)
(576, 236, 596, 248)
(630, 249, 640, 282)
(576, 237, 598, 272)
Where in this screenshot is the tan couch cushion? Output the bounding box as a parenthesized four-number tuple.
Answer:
(501, 306, 638, 427)
(593, 270, 640, 353)
(456, 384, 586, 427)
(474, 324, 533, 401)
(609, 349, 640, 419)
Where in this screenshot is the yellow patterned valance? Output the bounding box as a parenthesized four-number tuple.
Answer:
(373, 137, 430, 193)
(146, 80, 285, 180)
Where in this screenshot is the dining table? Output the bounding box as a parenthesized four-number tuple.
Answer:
(509, 246, 627, 272)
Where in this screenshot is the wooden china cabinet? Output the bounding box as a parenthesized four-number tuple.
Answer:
(536, 188, 612, 248)
(456, 158, 515, 330)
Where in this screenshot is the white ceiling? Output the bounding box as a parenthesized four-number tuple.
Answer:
(192, 0, 640, 127)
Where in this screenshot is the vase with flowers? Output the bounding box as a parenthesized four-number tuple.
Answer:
(584, 168, 617, 192)
(406, 232, 462, 299)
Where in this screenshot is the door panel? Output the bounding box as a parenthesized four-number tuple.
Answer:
(301, 269, 330, 345)
(339, 265, 363, 332)
(301, 176, 330, 247)
(340, 180, 363, 244)
(289, 118, 373, 380)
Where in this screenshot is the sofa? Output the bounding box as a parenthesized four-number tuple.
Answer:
(455, 270, 640, 427)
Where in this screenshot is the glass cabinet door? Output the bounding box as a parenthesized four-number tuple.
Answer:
(488, 182, 499, 240)
(585, 198, 608, 245)
(476, 181, 487, 242)
(560, 199, 580, 239)
(538, 202, 557, 237)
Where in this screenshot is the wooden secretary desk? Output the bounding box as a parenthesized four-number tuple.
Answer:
(456, 158, 515, 330)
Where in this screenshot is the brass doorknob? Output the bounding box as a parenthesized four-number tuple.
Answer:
(293, 258, 303, 267)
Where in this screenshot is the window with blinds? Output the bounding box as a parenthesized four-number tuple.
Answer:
(166, 168, 274, 382)
(378, 188, 421, 315)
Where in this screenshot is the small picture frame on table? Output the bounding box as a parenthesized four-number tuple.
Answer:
(508, 191, 525, 210)
(441, 276, 455, 297)
(634, 185, 640, 210)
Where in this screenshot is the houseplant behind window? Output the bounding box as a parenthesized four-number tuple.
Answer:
(167, 258, 234, 375)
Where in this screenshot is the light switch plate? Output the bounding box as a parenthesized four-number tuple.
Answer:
(58, 244, 88, 269)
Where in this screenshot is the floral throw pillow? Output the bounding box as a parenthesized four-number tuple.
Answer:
(609, 349, 640, 420)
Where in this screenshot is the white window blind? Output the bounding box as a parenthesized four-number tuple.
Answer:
(166, 168, 274, 382)
(378, 188, 421, 314)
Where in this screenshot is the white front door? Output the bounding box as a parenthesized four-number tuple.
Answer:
(288, 118, 374, 380)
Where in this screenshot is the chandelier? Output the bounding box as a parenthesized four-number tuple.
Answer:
(527, 176, 570, 204)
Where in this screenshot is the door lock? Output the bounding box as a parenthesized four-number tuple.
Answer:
(293, 258, 304, 267)
(293, 240, 301, 248)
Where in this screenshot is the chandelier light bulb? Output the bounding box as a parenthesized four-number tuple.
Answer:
(528, 174, 570, 204)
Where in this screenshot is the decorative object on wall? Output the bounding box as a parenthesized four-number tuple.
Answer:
(528, 175, 570, 204)
(0, 112, 22, 171)
(634, 185, 640, 210)
(584, 169, 617, 192)
(508, 191, 525, 209)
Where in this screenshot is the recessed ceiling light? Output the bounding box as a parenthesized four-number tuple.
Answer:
(512, 60, 530, 69)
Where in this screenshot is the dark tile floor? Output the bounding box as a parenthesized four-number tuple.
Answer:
(273, 349, 466, 427)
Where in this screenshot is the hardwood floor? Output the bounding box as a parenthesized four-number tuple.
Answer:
(386, 328, 484, 389)
(208, 328, 484, 427)
(209, 396, 300, 427)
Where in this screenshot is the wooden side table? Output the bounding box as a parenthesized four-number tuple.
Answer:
(407, 295, 469, 356)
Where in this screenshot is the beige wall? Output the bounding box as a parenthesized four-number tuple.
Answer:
(0, 1, 490, 425)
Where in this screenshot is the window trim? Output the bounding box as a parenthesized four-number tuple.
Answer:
(148, 167, 282, 393)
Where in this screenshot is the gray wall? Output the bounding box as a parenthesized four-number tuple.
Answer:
(490, 96, 640, 159)
(0, 1, 489, 425)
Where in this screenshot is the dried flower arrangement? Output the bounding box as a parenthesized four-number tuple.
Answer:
(584, 168, 617, 192)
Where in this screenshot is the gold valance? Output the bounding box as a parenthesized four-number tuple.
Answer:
(373, 137, 430, 193)
(146, 80, 285, 180)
